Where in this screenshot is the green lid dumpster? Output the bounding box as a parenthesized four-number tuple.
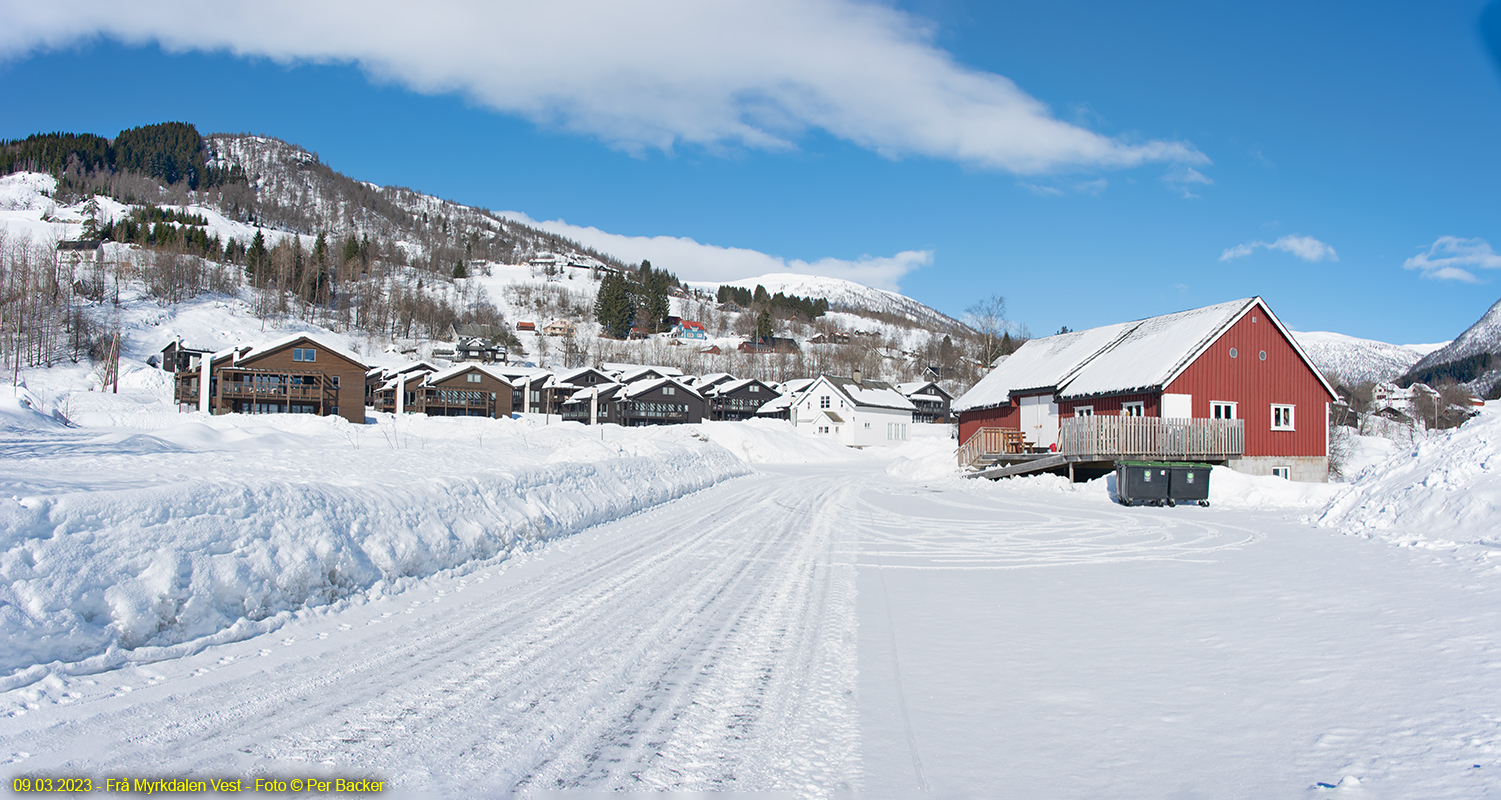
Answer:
(1166, 462, 1212, 507)
(1115, 461, 1171, 507)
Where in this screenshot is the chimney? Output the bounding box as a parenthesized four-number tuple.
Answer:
(852, 368, 862, 385)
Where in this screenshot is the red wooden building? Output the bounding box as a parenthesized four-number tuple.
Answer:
(954, 297, 1336, 481)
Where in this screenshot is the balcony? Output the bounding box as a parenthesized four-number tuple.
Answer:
(960, 416, 1244, 474)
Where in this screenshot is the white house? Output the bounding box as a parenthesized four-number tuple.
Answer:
(790, 373, 917, 447)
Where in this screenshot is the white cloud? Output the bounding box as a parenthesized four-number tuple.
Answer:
(1219, 235, 1338, 263)
(500, 211, 930, 291)
(1163, 165, 1212, 198)
(1402, 236, 1501, 283)
(0, 0, 1206, 174)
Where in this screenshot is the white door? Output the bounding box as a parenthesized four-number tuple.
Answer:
(1019, 394, 1060, 448)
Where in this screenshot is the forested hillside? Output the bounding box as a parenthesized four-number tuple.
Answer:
(0, 122, 996, 391)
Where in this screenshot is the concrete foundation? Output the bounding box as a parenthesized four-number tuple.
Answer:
(1228, 456, 1328, 483)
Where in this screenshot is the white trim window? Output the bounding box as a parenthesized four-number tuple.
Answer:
(1272, 466, 1291, 479)
(1271, 404, 1295, 431)
(1211, 401, 1237, 420)
(1075, 406, 1094, 417)
(466, 373, 482, 383)
(1121, 401, 1144, 417)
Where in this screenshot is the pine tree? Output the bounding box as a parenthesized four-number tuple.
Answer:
(246, 229, 268, 285)
(594, 272, 633, 338)
(453, 261, 468, 279)
(756, 308, 773, 342)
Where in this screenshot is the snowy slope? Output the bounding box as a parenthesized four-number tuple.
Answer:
(1316, 401, 1501, 563)
(1291, 330, 1430, 385)
(691, 273, 970, 335)
(1403, 296, 1501, 392)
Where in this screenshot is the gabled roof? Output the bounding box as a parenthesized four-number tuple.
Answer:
(803, 375, 916, 412)
(1060, 299, 1255, 399)
(694, 372, 736, 389)
(560, 381, 624, 405)
(235, 333, 368, 370)
(954, 297, 1337, 411)
(953, 323, 1134, 412)
(755, 393, 797, 414)
(896, 380, 953, 400)
(603, 362, 683, 377)
(707, 378, 777, 397)
(621, 376, 702, 400)
(779, 378, 817, 395)
(557, 366, 613, 384)
(424, 363, 515, 386)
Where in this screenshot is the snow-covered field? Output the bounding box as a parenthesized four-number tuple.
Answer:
(3, 381, 1501, 796)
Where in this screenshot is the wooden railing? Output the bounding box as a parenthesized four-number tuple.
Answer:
(1059, 416, 1243, 460)
(957, 427, 1026, 467)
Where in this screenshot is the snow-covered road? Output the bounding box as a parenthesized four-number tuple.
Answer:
(5, 458, 1501, 798)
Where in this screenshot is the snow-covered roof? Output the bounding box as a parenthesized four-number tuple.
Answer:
(780, 378, 816, 395)
(755, 394, 796, 414)
(694, 372, 735, 389)
(813, 376, 917, 412)
(895, 380, 951, 399)
(953, 323, 1134, 412)
(707, 378, 776, 397)
(236, 333, 368, 370)
(604, 362, 683, 377)
(620, 376, 702, 400)
(954, 297, 1333, 410)
(423, 363, 515, 386)
(1060, 299, 1253, 399)
(557, 366, 610, 384)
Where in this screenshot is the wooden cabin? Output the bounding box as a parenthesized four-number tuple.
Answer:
(173, 334, 369, 424)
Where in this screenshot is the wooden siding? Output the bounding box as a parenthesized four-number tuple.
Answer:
(1057, 392, 1158, 418)
(1164, 301, 1332, 458)
(424, 369, 513, 418)
(958, 403, 1017, 445)
(232, 340, 367, 424)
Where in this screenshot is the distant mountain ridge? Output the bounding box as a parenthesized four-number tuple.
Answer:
(1289, 330, 1430, 386)
(693, 273, 971, 336)
(1402, 296, 1501, 397)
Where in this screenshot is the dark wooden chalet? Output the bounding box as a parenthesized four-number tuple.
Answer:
(897, 381, 953, 423)
(174, 334, 369, 424)
(159, 340, 212, 373)
(705, 378, 779, 421)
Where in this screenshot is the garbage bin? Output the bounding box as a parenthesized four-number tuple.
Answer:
(1166, 462, 1212, 507)
(1115, 461, 1171, 506)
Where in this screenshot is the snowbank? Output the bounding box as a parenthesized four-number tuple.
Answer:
(697, 418, 864, 464)
(1316, 404, 1501, 562)
(0, 409, 749, 685)
(0, 386, 70, 432)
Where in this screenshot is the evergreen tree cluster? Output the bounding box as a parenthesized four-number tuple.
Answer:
(715, 284, 828, 320)
(0, 122, 244, 192)
(592, 260, 685, 338)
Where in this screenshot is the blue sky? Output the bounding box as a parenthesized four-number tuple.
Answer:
(1, 0, 1497, 345)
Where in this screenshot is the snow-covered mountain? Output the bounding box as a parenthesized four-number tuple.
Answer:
(1290, 330, 1431, 386)
(1403, 296, 1501, 395)
(692, 273, 970, 335)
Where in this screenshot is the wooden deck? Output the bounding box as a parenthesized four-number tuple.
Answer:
(961, 417, 1245, 479)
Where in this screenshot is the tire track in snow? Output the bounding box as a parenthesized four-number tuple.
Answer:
(0, 470, 861, 796)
